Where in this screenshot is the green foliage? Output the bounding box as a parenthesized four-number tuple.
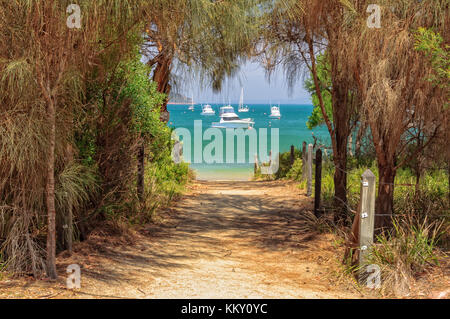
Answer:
(303, 54, 333, 129)
(272, 154, 448, 243)
(143, 0, 265, 91)
(366, 215, 446, 295)
(313, 157, 449, 294)
(286, 158, 303, 181)
(372, 217, 442, 270)
(275, 149, 302, 179)
(119, 55, 166, 138)
(253, 149, 302, 180)
(119, 160, 191, 225)
(414, 28, 450, 98)
(119, 54, 192, 213)
(318, 159, 448, 218)
(55, 162, 99, 215)
(84, 52, 191, 225)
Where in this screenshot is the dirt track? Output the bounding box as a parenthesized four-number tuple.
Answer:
(0, 181, 363, 299)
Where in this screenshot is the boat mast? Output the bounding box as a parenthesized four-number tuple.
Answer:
(239, 87, 244, 110)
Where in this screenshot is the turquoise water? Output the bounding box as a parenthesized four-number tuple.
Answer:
(167, 104, 330, 180)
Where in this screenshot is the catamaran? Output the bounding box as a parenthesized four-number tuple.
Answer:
(200, 104, 215, 115)
(269, 105, 281, 118)
(211, 105, 254, 129)
(238, 88, 249, 113)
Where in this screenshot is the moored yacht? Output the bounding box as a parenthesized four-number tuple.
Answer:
(201, 104, 215, 115)
(269, 105, 281, 118)
(211, 105, 254, 129)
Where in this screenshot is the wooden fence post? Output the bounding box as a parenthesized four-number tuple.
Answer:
(63, 200, 73, 255)
(302, 141, 307, 181)
(290, 145, 295, 166)
(254, 154, 259, 174)
(307, 143, 313, 197)
(314, 149, 322, 216)
(359, 169, 376, 282)
(67, 205, 73, 254)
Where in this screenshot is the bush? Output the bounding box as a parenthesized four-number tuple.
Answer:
(71, 51, 192, 232)
(366, 215, 446, 296)
(286, 158, 303, 181)
(253, 149, 302, 180)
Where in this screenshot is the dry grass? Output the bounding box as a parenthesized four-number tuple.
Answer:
(366, 214, 448, 297)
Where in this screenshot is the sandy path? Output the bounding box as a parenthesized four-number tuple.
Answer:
(0, 181, 363, 299)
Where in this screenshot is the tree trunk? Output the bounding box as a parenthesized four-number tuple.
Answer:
(355, 123, 366, 158)
(64, 144, 74, 254)
(45, 98, 57, 279)
(415, 166, 421, 195)
(375, 163, 396, 231)
(305, 32, 350, 220)
(447, 159, 450, 205)
(333, 150, 348, 221)
(332, 86, 350, 221)
(137, 139, 145, 201)
(301, 141, 307, 181)
(152, 54, 173, 123)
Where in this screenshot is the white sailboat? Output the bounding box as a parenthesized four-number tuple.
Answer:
(238, 88, 249, 113)
(188, 93, 195, 110)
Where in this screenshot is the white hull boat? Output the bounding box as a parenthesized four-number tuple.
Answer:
(211, 105, 254, 129)
(201, 104, 215, 115)
(269, 105, 281, 118)
(238, 88, 249, 113)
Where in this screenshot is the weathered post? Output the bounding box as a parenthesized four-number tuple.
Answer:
(254, 154, 259, 174)
(137, 141, 145, 201)
(348, 134, 354, 157)
(290, 145, 295, 167)
(307, 143, 313, 197)
(63, 201, 73, 254)
(314, 149, 322, 216)
(359, 169, 376, 282)
(301, 141, 307, 181)
(67, 205, 73, 254)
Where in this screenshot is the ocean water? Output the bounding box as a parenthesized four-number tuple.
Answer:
(167, 104, 330, 180)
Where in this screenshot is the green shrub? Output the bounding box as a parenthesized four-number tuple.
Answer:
(286, 158, 303, 181)
(253, 149, 302, 180)
(366, 215, 446, 295)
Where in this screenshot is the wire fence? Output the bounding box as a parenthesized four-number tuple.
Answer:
(299, 142, 449, 220)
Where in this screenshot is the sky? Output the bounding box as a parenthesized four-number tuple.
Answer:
(194, 61, 312, 105)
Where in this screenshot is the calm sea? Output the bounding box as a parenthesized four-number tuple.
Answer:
(167, 103, 330, 180)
